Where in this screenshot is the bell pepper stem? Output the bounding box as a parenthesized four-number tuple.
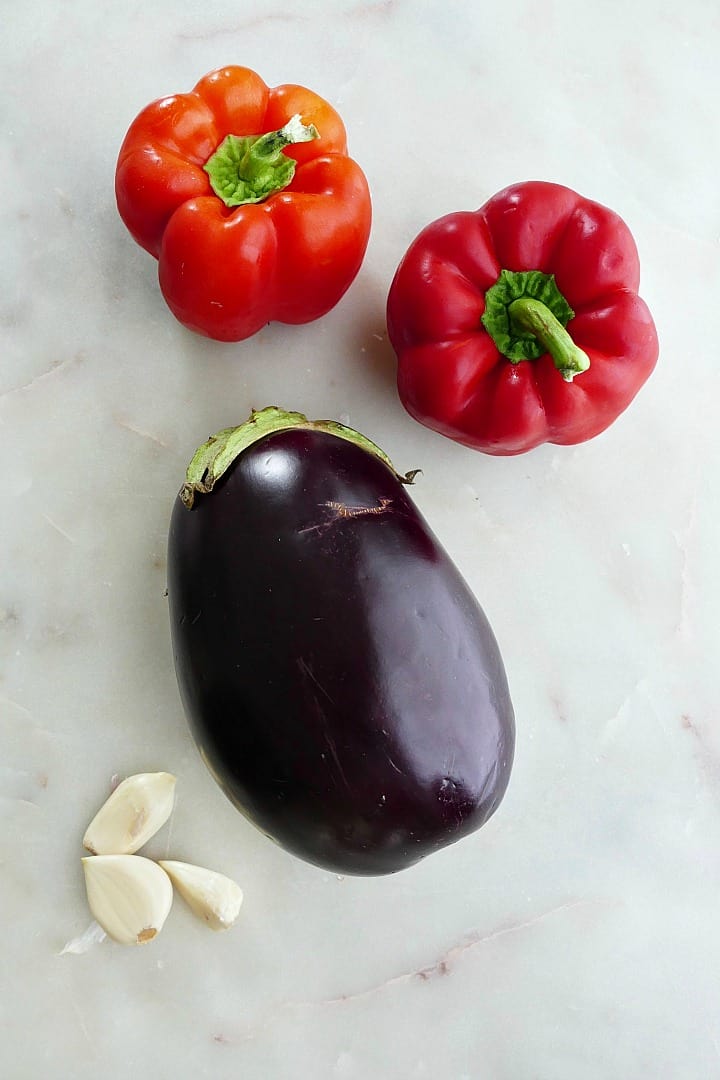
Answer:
(204, 115, 319, 208)
(508, 297, 590, 382)
(481, 269, 590, 380)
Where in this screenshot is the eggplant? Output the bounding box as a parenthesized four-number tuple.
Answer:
(168, 407, 515, 875)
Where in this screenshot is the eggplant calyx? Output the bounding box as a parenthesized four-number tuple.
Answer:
(180, 406, 419, 509)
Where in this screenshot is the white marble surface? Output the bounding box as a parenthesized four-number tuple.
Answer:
(2, 2, 719, 1077)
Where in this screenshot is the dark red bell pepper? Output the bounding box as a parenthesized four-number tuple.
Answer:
(115, 66, 371, 342)
(386, 181, 658, 455)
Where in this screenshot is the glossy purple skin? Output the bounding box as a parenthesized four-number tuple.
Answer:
(168, 428, 515, 875)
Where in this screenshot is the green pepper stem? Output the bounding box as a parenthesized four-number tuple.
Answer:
(204, 115, 319, 208)
(508, 298, 590, 382)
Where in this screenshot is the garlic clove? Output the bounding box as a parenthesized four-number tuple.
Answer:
(158, 860, 243, 931)
(82, 855, 173, 945)
(83, 772, 176, 855)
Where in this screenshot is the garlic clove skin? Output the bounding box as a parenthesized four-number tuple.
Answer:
(158, 860, 243, 931)
(58, 920, 108, 956)
(83, 772, 176, 855)
(82, 855, 173, 945)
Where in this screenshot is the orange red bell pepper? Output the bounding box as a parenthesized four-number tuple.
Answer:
(115, 66, 371, 341)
